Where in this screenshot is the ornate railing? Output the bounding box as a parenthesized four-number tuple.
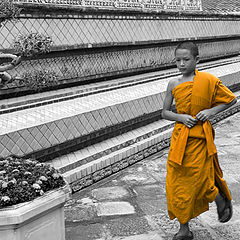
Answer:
(13, 0, 202, 11)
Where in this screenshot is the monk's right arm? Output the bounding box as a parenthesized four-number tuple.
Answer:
(161, 97, 187, 123)
(161, 82, 197, 128)
(161, 82, 182, 122)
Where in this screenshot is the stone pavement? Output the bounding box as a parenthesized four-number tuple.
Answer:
(64, 112, 240, 240)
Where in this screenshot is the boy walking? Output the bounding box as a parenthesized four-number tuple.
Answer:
(162, 41, 237, 240)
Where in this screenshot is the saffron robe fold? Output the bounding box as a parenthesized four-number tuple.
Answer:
(166, 70, 236, 224)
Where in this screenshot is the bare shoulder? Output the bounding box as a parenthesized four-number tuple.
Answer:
(167, 78, 179, 93)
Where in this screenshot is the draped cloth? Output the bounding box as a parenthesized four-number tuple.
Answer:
(166, 70, 236, 224)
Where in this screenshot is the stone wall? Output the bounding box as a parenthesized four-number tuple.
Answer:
(1, 6, 240, 52)
(1, 3, 240, 94)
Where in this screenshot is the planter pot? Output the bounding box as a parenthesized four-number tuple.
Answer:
(0, 184, 71, 240)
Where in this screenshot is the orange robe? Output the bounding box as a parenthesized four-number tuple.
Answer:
(166, 70, 236, 224)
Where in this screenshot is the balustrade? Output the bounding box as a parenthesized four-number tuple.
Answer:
(12, 0, 202, 11)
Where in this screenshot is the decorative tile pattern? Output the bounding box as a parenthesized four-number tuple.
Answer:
(0, 88, 165, 157)
(202, 0, 240, 13)
(1, 14, 240, 51)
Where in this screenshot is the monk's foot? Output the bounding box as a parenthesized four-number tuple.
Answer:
(172, 230, 193, 240)
(215, 193, 233, 223)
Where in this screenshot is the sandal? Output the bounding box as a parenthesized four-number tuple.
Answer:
(172, 231, 194, 240)
(217, 197, 233, 223)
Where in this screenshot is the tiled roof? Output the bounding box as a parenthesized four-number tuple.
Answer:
(202, 0, 240, 14)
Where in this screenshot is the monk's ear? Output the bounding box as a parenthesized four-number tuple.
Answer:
(196, 56, 200, 63)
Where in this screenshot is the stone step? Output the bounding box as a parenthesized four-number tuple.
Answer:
(51, 94, 240, 192)
(59, 122, 174, 192)
(48, 119, 173, 173)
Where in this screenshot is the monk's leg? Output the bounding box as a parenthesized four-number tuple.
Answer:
(215, 193, 226, 211)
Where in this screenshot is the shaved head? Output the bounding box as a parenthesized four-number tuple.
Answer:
(175, 41, 199, 58)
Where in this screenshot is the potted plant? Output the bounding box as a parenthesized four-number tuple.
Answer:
(0, 156, 71, 240)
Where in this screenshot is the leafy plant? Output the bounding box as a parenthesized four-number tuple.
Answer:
(0, 156, 65, 208)
(13, 32, 53, 57)
(19, 69, 58, 91)
(0, 0, 21, 24)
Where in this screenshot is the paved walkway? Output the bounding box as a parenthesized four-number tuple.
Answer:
(64, 112, 240, 240)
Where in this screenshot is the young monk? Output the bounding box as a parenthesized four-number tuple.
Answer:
(162, 41, 237, 240)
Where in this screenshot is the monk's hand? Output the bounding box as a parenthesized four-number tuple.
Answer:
(196, 109, 212, 122)
(181, 114, 197, 128)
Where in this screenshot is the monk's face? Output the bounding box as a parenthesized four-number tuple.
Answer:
(175, 48, 199, 76)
